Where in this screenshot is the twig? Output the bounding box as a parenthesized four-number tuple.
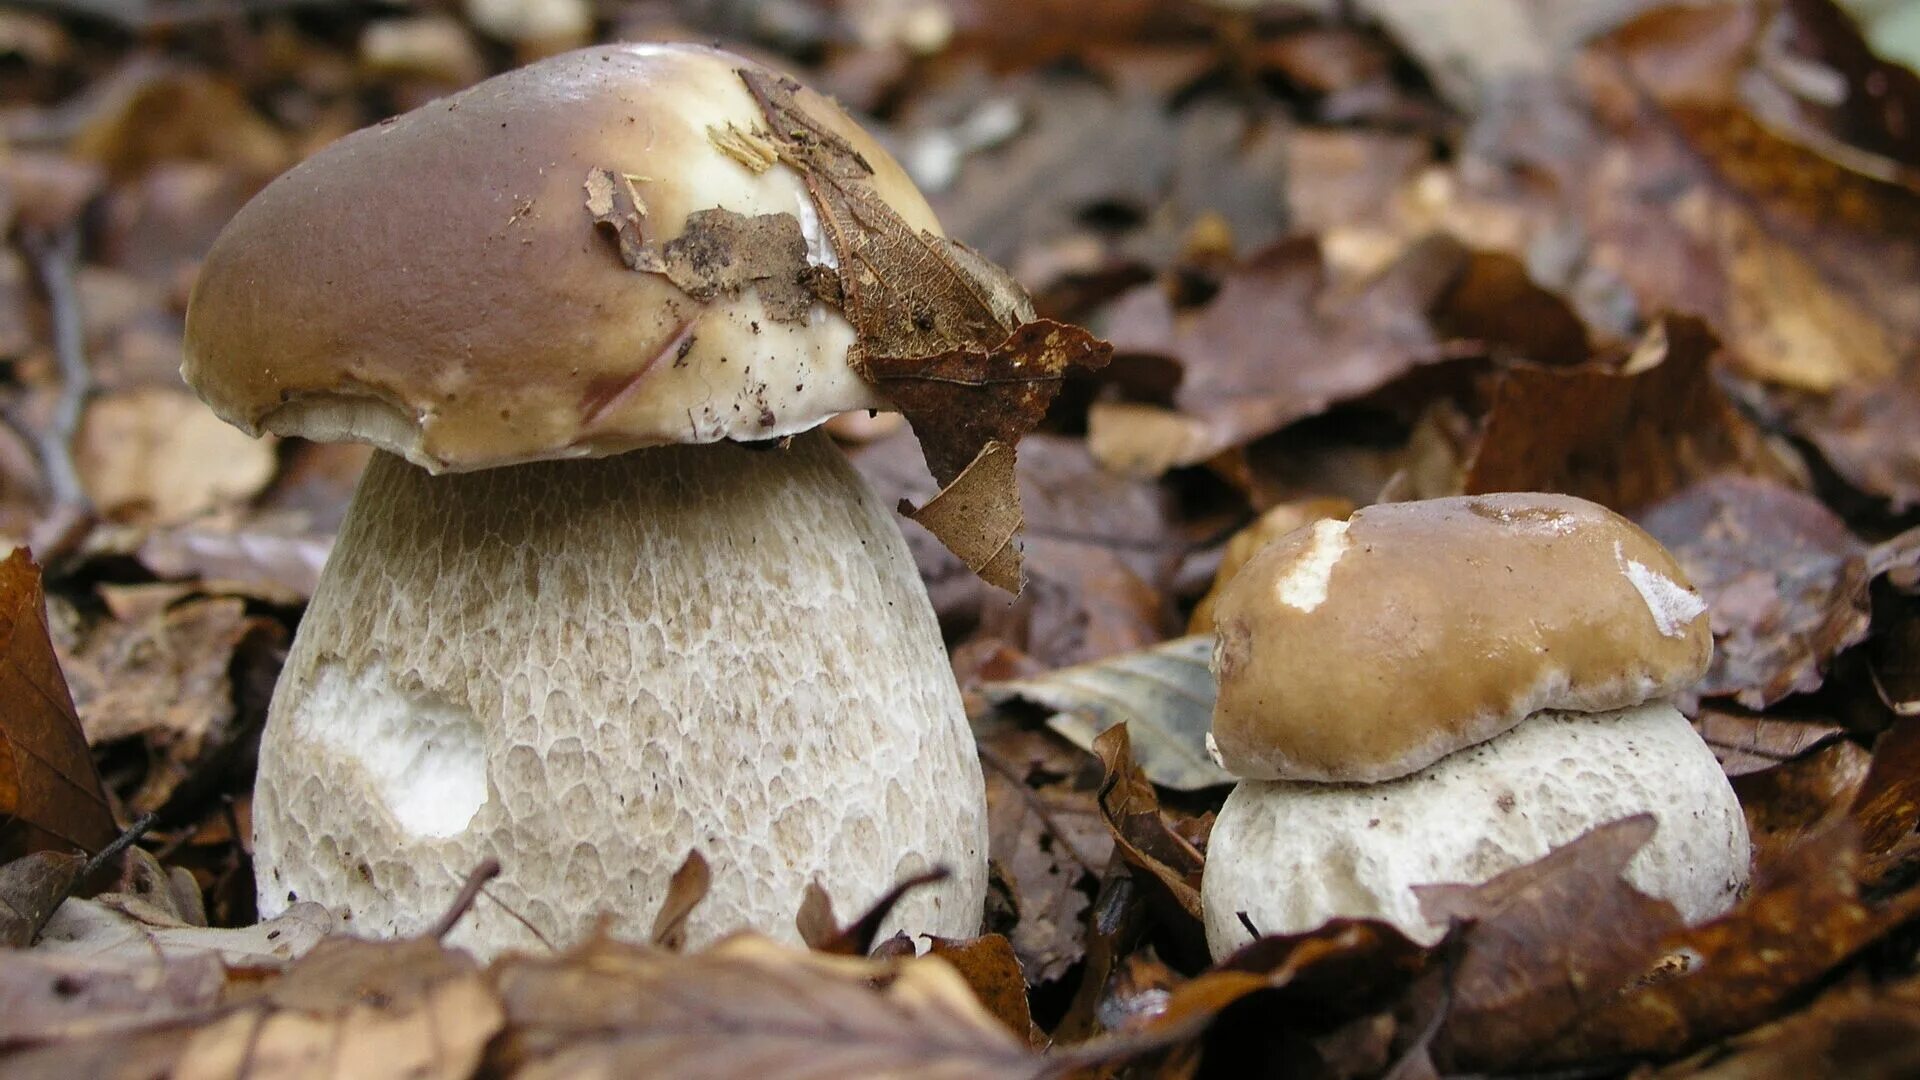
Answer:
(32, 812, 162, 944)
(20, 225, 91, 511)
(428, 858, 502, 940)
(480, 882, 558, 951)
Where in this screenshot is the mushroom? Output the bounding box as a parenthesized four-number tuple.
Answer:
(182, 44, 988, 955)
(1200, 493, 1749, 957)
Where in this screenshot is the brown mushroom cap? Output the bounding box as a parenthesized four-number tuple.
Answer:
(1209, 493, 1712, 783)
(183, 43, 938, 472)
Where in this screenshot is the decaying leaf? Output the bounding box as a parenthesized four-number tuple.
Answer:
(1652, 971, 1920, 1078)
(0, 549, 115, 857)
(1543, 820, 1920, 1065)
(927, 934, 1038, 1044)
(904, 440, 1023, 592)
(1640, 474, 1872, 709)
(1695, 707, 1846, 777)
(984, 635, 1229, 791)
(734, 68, 1112, 590)
(1733, 739, 1873, 872)
(0, 849, 85, 946)
(489, 932, 1046, 1078)
(1850, 720, 1920, 890)
(0, 948, 226, 1046)
(1091, 724, 1206, 956)
(1087, 236, 1469, 478)
(1417, 816, 1687, 1070)
(35, 897, 337, 967)
(1464, 316, 1789, 511)
(75, 387, 277, 525)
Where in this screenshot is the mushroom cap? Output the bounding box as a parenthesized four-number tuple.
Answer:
(1210, 493, 1711, 782)
(183, 43, 937, 472)
(1200, 702, 1750, 958)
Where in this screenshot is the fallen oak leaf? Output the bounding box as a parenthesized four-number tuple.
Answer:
(0, 549, 115, 857)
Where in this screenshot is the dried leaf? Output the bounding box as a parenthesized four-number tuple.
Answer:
(736, 68, 1112, 590)
(1464, 316, 1788, 511)
(134, 520, 333, 604)
(1733, 740, 1872, 872)
(1087, 236, 1467, 477)
(0, 550, 115, 857)
(1544, 820, 1920, 1064)
(1639, 475, 1872, 709)
(490, 933, 1044, 1078)
(984, 635, 1230, 791)
(35, 897, 337, 967)
(1695, 707, 1846, 777)
(0, 850, 85, 946)
(57, 595, 282, 813)
(904, 440, 1023, 593)
(0, 948, 226, 1045)
(1091, 724, 1206, 957)
(1417, 816, 1686, 1070)
(75, 387, 277, 525)
(1851, 720, 1920, 890)
(978, 729, 1110, 985)
(927, 934, 1037, 1044)
(1653, 972, 1920, 1079)
(648, 849, 710, 951)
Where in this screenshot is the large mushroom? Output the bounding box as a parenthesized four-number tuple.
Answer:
(1200, 493, 1749, 957)
(182, 43, 990, 955)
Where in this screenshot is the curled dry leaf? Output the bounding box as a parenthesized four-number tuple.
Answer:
(0, 549, 115, 857)
(984, 635, 1230, 791)
(1091, 723, 1206, 957)
(733, 68, 1112, 592)
(1464, 316, 1789, 512)
(647, 849, 710, 951)
(489, 932, 1046, 1079)
(1639, 474, 1872, 709)
(905, 440, 1023, 592)
(1849, 720, 1920, 890)
(927, 934, 1038, 1044)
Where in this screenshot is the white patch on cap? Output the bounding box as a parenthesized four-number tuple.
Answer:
(1276, 518, 1351, 613)
(1206, 730, 1225, 769)
(795, 190, 838, 270)
(1616, 540, 1708, 638)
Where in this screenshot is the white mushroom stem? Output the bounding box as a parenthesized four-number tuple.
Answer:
(1200, 702, 1749, 959)
(253, 429, 987, 957)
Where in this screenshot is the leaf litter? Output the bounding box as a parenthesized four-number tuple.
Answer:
(13, 1, 1920, 1077)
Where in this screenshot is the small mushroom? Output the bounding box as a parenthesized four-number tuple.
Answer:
(1200, 493, 1748, 957)
(183, 44, 987, 956)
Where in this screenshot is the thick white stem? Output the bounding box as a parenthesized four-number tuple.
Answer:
(254, 430, 987, 956)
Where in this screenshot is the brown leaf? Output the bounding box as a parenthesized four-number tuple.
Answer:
(648, 849, 710, 951)
(0, 948, 225, 1046)
(181, 937, 499, 1079)
(1091, 723, 1205, 959)
(978, 727, 1111, 985)
(489, 933, 1044, 1078)
(1732, 739, 1872, 872)
(134, 520, 333, 605)
(1792, 380, 1920, 512)
(75, 387, 278, 525)
(1851, 720, 1920, 890)
(1695, 707, 1846, 777)
(56, 594, 282, 814)
(1649, 971, 1920, 1079)
(904, 440, 1023, 593)
(1087, 236, 1468, 477)
(1464, 316, 1789, 511)
(736, 69, 1111, 590)
(1639, 474, 1872, 709)
(0, 850, 85, 946)
(1417, 816, 1686, 1070)
(0, 550, 115, 857)
(927, 934, 1038, 1045)
(1543, 820, 1920, 1064)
